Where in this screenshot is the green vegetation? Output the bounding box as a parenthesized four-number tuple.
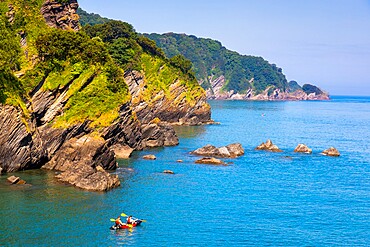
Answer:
(1, 3, 206, 130)
(145, 33, 289, 93)
(82, 20, 201, 105)
(0, 0, 129, 128)
(302, 84, 324, 95)
(77, 8, 110, 26)
(288, 81, 302, 92)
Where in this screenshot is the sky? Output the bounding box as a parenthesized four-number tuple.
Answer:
(78, 0, 370, 96)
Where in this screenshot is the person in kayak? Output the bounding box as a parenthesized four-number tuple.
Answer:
(115, 216, 124, 227)
(126, 215, 133, 225)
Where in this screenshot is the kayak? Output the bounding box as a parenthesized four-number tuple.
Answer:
(110, 219, 142, 230)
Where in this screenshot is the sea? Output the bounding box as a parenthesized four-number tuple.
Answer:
(0, 96, 369, 246)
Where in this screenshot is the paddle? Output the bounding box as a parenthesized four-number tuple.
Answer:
(121, 213, 147, 222)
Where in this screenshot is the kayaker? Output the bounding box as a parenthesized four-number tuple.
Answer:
(126, 215, 133, 224)
(115, 216, 124, 227)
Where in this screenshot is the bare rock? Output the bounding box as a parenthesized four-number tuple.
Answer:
(43, 135, 120, 191)
(0, 105, 47, 173)
(143, 155, 156, 160)
(195, 157, 226, 165)
(163, 170, 175, 174)
(111, 144, 134, 159)
(322, 147, 340, 157)
(256, 139, 283, 152)
(56, 163, 120, 192)
(191, 143, 244, 158)
(141, 122, 179, 148)
(225, 143, 245, 157)
(124, 70, 212, 125)
(192, 144, 220, 156)
(17, 179, 27, 185)
(7, 176, 20, 184)
(294, 144, 312, 154)
(41, 0, 80, 31)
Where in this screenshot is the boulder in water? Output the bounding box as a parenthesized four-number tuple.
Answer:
(7, 175, 20, 184)
(191, 143, 244, 158)
(321, 147, 340, 157)
(163, 170, 175, 174)
(256, 139, 283, 152)
(294, 144, 312, 154)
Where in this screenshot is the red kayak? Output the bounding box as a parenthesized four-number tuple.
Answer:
(110, 219, 142, 230)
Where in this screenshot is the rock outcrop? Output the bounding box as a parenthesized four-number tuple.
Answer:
(125, 70, 212, 125)
(256, 139, 283, 152)
(195, 157, 226, 165)
(0, 105, 47, 173)
(321, 147, 340, 157)
(163, 170, 174, 174)
(141, 122, 179, 148)
(42, 135, 120, 191)
(41, 0, 80, 31)
(191, 143, 244, 158)
(294, 144, 312, 154)
(111, 144, 134, 159)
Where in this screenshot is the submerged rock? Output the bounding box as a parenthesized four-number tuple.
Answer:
(163, 170, 175, 174)
(294, 144, 312, 154)
(143, 155, 156, 160)
(195, 157, 226, 165)
(255, 139, 283, 152)
(322, 147, 340, 157)
(191, 143, 244, 158)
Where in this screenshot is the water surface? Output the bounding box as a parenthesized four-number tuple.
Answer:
(1, 96, 369, 246)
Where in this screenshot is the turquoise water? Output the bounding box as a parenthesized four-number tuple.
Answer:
(1, 96, 370, 246)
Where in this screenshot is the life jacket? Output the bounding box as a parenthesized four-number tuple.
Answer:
(127, 217, 132, 224)
(115, 219, 121, 225)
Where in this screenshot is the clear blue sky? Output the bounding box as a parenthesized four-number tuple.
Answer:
(78, 0, 370, 96)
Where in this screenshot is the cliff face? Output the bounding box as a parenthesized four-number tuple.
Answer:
(41, 0, 80, 31)
(125, 70, 211, 125)
(0, 0, 212, 191)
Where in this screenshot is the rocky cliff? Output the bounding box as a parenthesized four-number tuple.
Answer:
(0, 0, 212, 191)
(41, 0, 80, 31)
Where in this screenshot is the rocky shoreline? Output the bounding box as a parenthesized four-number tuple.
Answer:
(206, 75, 330, 101)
